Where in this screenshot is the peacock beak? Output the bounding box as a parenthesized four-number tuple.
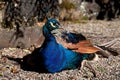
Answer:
(59, 25, 64, 30)
(56, 23, 63, 29)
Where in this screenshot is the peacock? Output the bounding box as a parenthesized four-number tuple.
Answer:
(24, 18, 100, 74)
(4, 18, 119, 77)
(3, 18, 99, 75)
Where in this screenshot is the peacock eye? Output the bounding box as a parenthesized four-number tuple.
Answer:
(53, 23, 56, 25)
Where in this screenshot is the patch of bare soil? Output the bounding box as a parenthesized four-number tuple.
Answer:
(0, 20, 120, 80)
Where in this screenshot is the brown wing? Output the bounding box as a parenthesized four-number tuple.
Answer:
(66, 40, 100, 54)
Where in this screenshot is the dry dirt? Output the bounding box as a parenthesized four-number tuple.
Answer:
(0, 20, 120, 80)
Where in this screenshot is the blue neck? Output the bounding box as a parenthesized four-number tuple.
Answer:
(42, 25, 56, 43)
(43, 25, 49, 35)
(43, 25, 52, 37)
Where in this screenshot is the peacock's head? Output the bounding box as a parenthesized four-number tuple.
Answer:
(44, 18, 61, 31)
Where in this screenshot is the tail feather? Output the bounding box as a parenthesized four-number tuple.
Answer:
(96, 45, 119, 58)
(105, 47, 119, 56)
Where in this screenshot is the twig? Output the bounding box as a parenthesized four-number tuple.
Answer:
(98, 38, 120, 47)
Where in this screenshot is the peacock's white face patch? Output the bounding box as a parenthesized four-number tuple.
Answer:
(50, 22, 56, 28)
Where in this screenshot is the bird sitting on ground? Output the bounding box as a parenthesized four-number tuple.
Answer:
(4, 18, 100, 76)
(24, 18, 100, 74)
(4, 18, 119, 77)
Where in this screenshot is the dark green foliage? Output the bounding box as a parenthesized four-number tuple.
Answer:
(95, 0, 120, 20)
(1, 18, 13, 29)
(60, 0, 76, 10)
(2, 0, 60, 28)
(0, 0, 4, 1)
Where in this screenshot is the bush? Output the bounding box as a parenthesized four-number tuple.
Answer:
(60, 0, 76, 10)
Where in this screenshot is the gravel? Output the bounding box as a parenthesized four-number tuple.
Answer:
(0, 20, 120, 80)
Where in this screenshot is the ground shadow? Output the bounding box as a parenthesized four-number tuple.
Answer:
(6, 47, 48, 73)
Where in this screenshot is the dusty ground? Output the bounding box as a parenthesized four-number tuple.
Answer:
(0, 20, 120, 80)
